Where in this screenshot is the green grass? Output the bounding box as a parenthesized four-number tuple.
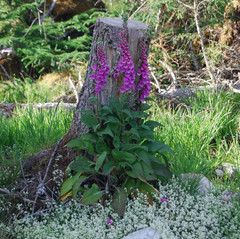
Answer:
(152, 89, 240, 190)
(0, 105, 74, 188)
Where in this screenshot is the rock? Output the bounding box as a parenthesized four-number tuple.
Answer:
(222, 190, 240, 203)
(221, 163, 240, 178)
(215, 169, 225, 177)
(122, 227, 162, 239)
(181, 174, 215, 196)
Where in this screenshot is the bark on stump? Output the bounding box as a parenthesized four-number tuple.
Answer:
(61, 17, 150, 146)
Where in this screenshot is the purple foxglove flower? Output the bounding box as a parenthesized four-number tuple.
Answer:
(107, 218, 114, 226)
(161, 198, 168, 203)
(90, 44, 110, 94)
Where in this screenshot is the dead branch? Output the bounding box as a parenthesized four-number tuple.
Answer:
(40, 0, 58, 24)
(32, 136, 63, 213)
(68, 74, 79, 103)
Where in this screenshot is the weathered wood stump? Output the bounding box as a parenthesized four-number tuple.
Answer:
(62, 17, 150, 146)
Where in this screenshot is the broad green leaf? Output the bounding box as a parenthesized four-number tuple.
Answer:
(139, 182, 160, 195)
(80, 110, 96, 116)
(141, 103, 151, 111)
(112, 149, 137, 164)
(122, 109, 132, 118)
(95, 151, 107, 172)
(123, 177, 136, 195)
(104, 116, 120, 124)
(132, 111, 148, 119)
(102, 161, 115, 175)
(98, 126, 114, 137)
(60, 172, 81, 196)
(66, 139, 88, 149)
(141, 161, 156, 181)
(112, 188, 127, 217)
(151, 161, 172, 178)
(144, 120, 163, 128)
(81, 114, 98, 128)
(143, 141, 175, 154)
(121, 144, 148, 152)
(81, 184, 104, 205)
(96, 140, 110, 154)
(81, 134, 98, 143)
(132, 162, 146, 182)
(72, 175, 87, 199)
(126, 170, 137, 178)
(69, 157, 94, 173)
(113, 136, 121, 149)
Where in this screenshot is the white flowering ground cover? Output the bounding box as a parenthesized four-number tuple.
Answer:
(1, 178, 239, 239)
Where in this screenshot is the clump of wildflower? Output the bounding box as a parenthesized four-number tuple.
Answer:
(107, 218, 114, 226)
(91, 44, 110, 94)
(161, 198, 168, 203)
(137, 40, 151, 102)
(114, 20, 136, 93)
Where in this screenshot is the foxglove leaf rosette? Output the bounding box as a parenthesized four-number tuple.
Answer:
(91, 45, 110, 94)
(137, 41, 151, 102)
(114, 26, 136, 93)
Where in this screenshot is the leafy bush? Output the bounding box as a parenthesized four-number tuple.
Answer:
(61, 96, 173, 215)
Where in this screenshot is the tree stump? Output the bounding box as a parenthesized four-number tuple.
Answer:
(61, 17, 150, 145)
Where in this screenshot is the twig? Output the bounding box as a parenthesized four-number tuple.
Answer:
(40, 0, 58, 24)
(78, 69, 83, 88)
(23, 18, 37, 37)
(129, 1, 148, 19)
(193, 0, 215, 83)
(0, 63, 26, 99)
(68, 74, 79, 103)
(185, 23, 199, 70)
(32, 136, 63, 214)
(149, 67, 161, 93)
(160, 53, 177, 90)
(175, 0, 194, 10)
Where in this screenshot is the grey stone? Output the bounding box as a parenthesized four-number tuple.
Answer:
(122, 227, 162, 239)
(221, 163, 240, 178)
(181, 173, 215, 196)
(215, 169, 225, 177)
(222, 190, 240, 203)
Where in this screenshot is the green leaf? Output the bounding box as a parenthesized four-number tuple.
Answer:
(95, 151, 107, 172)
(112, 188, 127, 217)
(112, 150, 137, 164)
(113, 136, 121, 149)
(81, 134, 98, 143)
(102, 161, 115, 175)
(66, 139, 88, 149)
(151, 160, 172, 178)
(141, 103, 151, 111)
(123, 177, 136, 195)
(72, 175, 87, 199)
(122, 144, 148, 152)
(139, 182, 160, 195)
(144, 141, 175, 154)
(144, 120, 163, 128)
(81, 114, 98, 128)
(122, 109, 132, 118)
(104, 116, 120, 124)
(98, 126, 114, 137)
(69, 157, 94, 173)
(141, 161, 156, 181)
(96, 140, 110, 154)
(132, 162, 146, 182)
(81, 184, 104, 205)
(60, 172, 81, 197)
(132, 111, 148, 119)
